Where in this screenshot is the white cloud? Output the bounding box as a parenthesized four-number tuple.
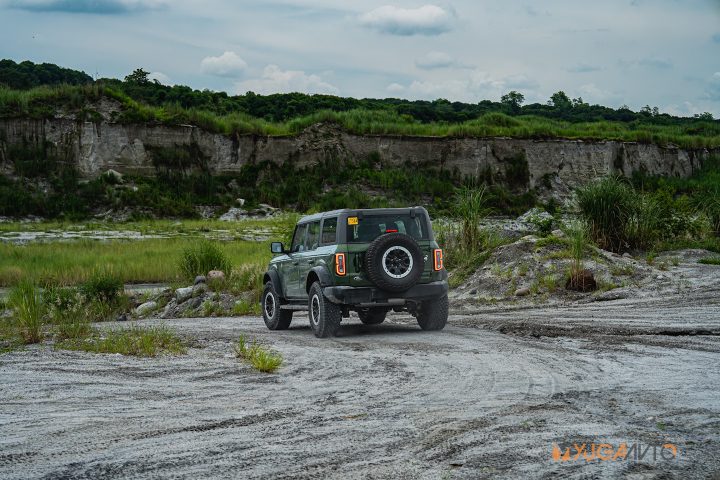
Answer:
(415, 51, 455, 69)
(577, 83, 621, 104)
(359, 5, 453, 36)
(386, 83, 405, 93)
(200, 51, 247, 78)
(704, 72, 720, 101)
(236, 65, 339, 95)
(401, 70, 516, 102)
(148, 71, 171, 85)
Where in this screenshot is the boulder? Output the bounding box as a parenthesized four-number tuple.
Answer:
(135, 301, 158, 317)
(193, 283, 209, 295)
(565, 269, 597, 292)
(103, 169, 124, 183)
(551, 229, 565, 238)
(514, 287, 530, 297)
(208, 270, 226, 282)
(219, 208, 248, 221)
(175, 286, 194, 303)
(194, 275, 207, 285)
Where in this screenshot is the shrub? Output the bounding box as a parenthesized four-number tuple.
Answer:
(81, 268, 123, 303)
(575, 176, 634, 252)
(8, 281, 45, 344)
(179, 240, 232, 281)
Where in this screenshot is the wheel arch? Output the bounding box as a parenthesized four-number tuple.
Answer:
(263, 268, 283, 296)
(305, 266, 333, 293)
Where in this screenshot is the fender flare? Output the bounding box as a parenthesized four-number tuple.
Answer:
(305, 265, 334, 293)
(263, 268, 283, 297)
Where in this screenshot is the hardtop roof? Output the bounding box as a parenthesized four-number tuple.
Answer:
(297, 207, 427, 224)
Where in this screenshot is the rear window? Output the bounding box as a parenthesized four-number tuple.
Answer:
(346, 214, 427, 243)
(321, 217, 338, 245)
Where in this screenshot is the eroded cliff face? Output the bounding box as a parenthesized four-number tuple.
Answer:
(0, 114, 713, 198)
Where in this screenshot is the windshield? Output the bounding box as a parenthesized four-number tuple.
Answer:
(346, 214, 427, 243)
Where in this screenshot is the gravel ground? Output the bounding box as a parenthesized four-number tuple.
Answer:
(1, 290, 719, 479)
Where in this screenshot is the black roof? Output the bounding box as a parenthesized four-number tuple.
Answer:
(297, 207, 428, 224)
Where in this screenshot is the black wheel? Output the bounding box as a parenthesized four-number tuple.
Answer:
(365, 233, 424, 292)
(261, 282, 292, 330)
(308, 282, 342, 338)
(358, 307, 388, 325)
(416, 295, 448, 331)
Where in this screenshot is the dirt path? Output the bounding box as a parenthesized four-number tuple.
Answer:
(1, 292, 719, 479)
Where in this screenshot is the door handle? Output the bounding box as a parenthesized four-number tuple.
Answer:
(307, 259, 315, 264)
(292, 262, 299, 266)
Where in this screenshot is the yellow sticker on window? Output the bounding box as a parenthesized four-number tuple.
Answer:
(347, 216, 358, 225)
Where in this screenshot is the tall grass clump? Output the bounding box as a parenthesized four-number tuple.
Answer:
(81, 268, 123, 303)
(61, 324, 186, 357)
(234, 334, 283, 373)
(566, 221, 590, 277)
(179, 240, 232, 281)
(8, 281, 45, 344)
(575, 177, 635, 252)
(453, 186, 492, 255)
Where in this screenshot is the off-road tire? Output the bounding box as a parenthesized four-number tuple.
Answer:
(358, 307, 388, 325)
(416, 294, 448, 331)
(261, 282, 292, 330)
(365, 233, 424, 292)
(308, 282, 342, 338)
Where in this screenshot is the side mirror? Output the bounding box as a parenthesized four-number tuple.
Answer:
(270, 242, 285, 254)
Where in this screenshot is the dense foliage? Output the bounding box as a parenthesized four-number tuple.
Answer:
(0, 59, 92, 89)
(1, 60, 718, 149)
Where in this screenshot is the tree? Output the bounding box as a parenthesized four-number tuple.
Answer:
(124, 68, 150, 84)
(550, 91, 572, 109)
(500, 91, 524, 114)
(694, 112, 714, 120)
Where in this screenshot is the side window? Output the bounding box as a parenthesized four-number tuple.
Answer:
(304, 221, 321, 251)
(291, 224, 308, 253)
(320, 217, 338, 245)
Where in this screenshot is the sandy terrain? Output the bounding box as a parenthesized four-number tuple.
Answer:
(1, 282, 719, 479)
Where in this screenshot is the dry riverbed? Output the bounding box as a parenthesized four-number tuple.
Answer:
(1, 284, 719, 479)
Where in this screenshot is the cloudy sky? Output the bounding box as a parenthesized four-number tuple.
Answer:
(1, 0, 719, 116)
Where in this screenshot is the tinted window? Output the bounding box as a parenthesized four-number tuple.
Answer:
(305, 221, 321, 251)
(347, 214, 427, 243)
(291, 224, 308, 252)
(320, 217, 338, 245)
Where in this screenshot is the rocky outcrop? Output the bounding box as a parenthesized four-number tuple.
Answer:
(1, 112, 715, 198)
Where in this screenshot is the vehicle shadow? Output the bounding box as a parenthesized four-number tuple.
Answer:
(287, 321, 428, 338)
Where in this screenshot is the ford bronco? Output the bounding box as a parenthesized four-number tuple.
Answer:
(261, 207, 449, 338)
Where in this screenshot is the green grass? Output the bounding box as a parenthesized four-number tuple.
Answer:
(7, 281, 45, 344)
(699, 257, 720, 265)
(234, 334, 283, 373)
(59, 324, 186, 357)
(0, 238, 270, 287)
(2, 84, 718, 149)
(179, 240, 232, 281)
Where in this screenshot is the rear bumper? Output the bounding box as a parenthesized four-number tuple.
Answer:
(323, 280, 449, 306)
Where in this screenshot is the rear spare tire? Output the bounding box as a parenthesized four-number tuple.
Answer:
(365, 233, 424, 292)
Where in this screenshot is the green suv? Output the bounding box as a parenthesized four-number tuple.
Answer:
(261, 207, 449, 338)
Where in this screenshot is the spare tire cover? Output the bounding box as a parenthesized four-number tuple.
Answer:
(365, 233, 424, 292)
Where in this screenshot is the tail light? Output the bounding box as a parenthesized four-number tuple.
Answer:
(433, 249, 444, 271)
(335, 253, 346, 276)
